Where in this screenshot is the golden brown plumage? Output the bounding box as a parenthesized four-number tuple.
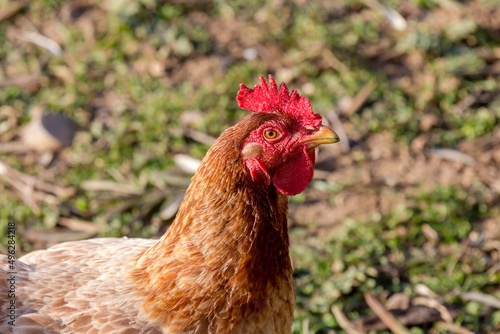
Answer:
(0, 76, 339, 334)
(1, 238, 160, 333)
(132, 112, 295, 334)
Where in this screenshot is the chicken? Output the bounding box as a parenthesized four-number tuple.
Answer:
(0, 75, 339, 334)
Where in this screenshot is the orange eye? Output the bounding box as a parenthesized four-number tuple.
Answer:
(264, 129, 279, 140)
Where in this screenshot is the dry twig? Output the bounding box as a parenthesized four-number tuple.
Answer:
(361, 305, 449, 331)
(81, 180, 143, 195)
(331, 305, 366, 334)
(184, 128, 216, 146)
(429, 148, 476, 166)
(364, 292, 411, 334)
(0, 159, 76, 213)
(413, 297, 453, 324)
(461, 291, 500, 309)
(434, 321, 474, 334)
(58, 218, 101, 234)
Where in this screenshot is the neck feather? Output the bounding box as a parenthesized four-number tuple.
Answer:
(131, 114, 292, 333)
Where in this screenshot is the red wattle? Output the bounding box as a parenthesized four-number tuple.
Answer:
(272, 146, 315, 196)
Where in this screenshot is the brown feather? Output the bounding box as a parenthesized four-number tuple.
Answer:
(131, 112, 295, 333)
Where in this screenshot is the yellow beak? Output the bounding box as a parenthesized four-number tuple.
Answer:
(299, 125, 340, 148)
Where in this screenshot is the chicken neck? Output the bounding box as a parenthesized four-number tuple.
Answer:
(132, 113, 294, 333)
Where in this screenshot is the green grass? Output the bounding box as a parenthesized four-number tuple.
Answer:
(292, 185, 498, 332)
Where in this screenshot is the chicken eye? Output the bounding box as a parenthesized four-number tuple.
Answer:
(264, 129, 279, 140)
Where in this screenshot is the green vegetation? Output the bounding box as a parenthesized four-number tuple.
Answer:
(0, 0, 499, 332)
(292, 185, 499, 332)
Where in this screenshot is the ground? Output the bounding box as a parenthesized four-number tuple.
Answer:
(0, 0, 499, 333)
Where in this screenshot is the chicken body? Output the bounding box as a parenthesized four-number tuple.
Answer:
(0, 76, 338, 334)
(0, 238, 160, 333)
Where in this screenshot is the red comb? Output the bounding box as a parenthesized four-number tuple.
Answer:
(237, 75, 322, 128)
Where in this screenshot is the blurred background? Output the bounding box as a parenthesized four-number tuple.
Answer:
(0, 0, 499, 332)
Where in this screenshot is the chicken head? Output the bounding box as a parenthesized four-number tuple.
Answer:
(238, 75, 339, 196)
